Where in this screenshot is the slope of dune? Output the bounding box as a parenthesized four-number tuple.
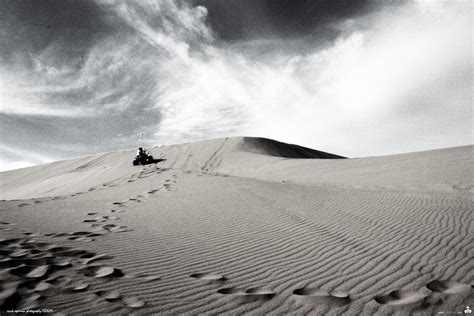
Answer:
(0, 137, 472, 315)
(239, 137, 346, 159)
(1, 137, 471, 199)
(0, 137, 344, 199)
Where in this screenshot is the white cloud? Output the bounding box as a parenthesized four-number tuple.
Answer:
(138, 0, 471, 156)
(0, 144, 53, 164)
(99, 0, 213, 63)
(0, 97, 88, 117)
(0, 159, 36, 172)
(0, 144, 53, 171)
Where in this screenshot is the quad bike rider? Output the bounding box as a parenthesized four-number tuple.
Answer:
(133, 147, 154, 166)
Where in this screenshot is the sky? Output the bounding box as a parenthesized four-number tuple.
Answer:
(0, 0, 472, 171)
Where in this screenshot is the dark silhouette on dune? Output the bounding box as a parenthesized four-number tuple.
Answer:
(133, 148, 166, 166)
(240, 137, 346, 159)
(133, 157, 166, 166)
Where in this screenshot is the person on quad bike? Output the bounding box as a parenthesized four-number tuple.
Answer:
(137, 147, 146, 158)
(133, 147, 154, 166)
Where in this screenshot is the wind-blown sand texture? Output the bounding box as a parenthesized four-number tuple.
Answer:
(0, 137, 472, 315)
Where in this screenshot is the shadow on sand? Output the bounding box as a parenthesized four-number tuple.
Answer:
(149, 158, 166, 164)
(133, 158, 167, 166)
(146, 159, 166, 165)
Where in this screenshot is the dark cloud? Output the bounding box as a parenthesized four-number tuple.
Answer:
(194, 0, 397, 41)
(0, 0, 113, 66)
(0, 0, 162, 164)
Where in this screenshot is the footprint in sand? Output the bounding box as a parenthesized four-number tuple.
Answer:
(84, 213, 117, 223)
(95, 288, 145, 308)
(218, 287, 242, 295)
(191, 272, 226, 282)
(67, 236, 95, 242)
(0, 237, 126, 310)
(11, 265, 50, 278)
(426, 280, 472, 294)
(80, 265, 124, 278)
(123, 296, 145, 308)
(32, 282, 52, 292)
(49, 246, 97, 259)
(96, 290, 122, 301)
(67, 281, 90, 292)
(47, 275, 72, 287)
(22, 232, 40, 237)
(52, 231, 103, 241)
(134, 272, 161, 282)
(82, 254, 113, 265)
(147, 189, 162, 197)
(110, 209, 125, 213)
(293, 287, 351, 306)
(94, 215, 120, 221)
(374, 288, 430, 305)
(0, 221, 16, 231)
(83, 219, 131, 233)
(245, 286, 276, 297)
(217, 286, 275, 301)
(101, 224, 132, 233)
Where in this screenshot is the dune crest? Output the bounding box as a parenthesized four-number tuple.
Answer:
(239, 137, 345, 159)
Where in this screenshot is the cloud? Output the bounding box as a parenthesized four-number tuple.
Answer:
(0, 160, 36, 172)
(193, 0, 381, 41)
(0, 144, 53, 171)
(140, 0, 471, 156)
(99, 0, 213, 61)
(0, 101, 87, 117)
(0, 0, 471, 171)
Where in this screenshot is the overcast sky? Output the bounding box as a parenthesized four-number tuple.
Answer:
(0, 0, 472, 170)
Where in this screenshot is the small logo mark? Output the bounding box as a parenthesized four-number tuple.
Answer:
(465, 306, 472, 314)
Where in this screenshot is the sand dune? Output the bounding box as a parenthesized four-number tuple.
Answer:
(0, 137, 472, 314)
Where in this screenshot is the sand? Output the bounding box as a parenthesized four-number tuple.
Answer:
(0, 137, 472, 315)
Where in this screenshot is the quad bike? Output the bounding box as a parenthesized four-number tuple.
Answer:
(133, 153, 154, 166)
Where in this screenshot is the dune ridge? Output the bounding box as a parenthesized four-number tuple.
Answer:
(239, 137, 346, 159)
(1, 137, 472, 314)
